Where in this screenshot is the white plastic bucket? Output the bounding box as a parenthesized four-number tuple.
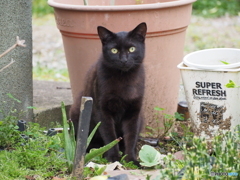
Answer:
(178, 48, 240, 140)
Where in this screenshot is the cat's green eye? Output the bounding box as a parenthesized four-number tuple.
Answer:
(129, 47, 136, 53)
(111, 48, 118, 54)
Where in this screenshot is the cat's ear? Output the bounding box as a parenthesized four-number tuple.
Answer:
(128, 22, 147, 42)
(97, 26, 115, 44)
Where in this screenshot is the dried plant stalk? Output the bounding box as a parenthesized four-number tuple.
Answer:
(0, 36, 26, 72)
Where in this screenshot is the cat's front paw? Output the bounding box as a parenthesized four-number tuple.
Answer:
(106, 154, 121, 162)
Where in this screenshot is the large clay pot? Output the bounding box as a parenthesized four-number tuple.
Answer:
(48, 0, 195, 135)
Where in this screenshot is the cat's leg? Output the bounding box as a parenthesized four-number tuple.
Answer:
(69, 101, 81, 137)
(96, 112, 121, 162)
(122, 110, 143, 166)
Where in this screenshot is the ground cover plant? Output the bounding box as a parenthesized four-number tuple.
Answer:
(0, 95, 70, 179)
(1, 94, 240, 179)
(0, 98, 124, 179)
(154, 125, 240, 179)
(0, 116, 70, 179)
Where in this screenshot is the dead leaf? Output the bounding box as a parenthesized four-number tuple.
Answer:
(25, 176, 36, 180)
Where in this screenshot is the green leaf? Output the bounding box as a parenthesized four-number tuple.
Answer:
(225, 80, 240, 88)
(96, 165, 107, 176)
(164, 114, 173, 120)
(85, 137, 122, 164)
(61, 101, 76, 172)
(6, 93, 21, 103)
(154, 107, 165, 111)
(175, 112, 185, 121)
(27, 106, 37, 109)
(220, 60, 230, 65)
(87, 122, 101, 148)
(139, 145, 165, 167)
(69, 119, 76, 148)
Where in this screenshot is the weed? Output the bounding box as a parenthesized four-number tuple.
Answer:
(120, 155, 139, 170)
(0, 121, 69, 179)
(0, 94, 26, 148)
(83, 165, 107, 179)
(156, 125, 240, 179)
(144, 107, 184, 140)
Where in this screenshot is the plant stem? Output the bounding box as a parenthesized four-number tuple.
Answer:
(0, 59, 15, 72)
(0, 36, 26, 59)
(0, 36, 26, 72)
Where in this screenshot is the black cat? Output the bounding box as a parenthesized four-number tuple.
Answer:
(70, 22, 147, 165)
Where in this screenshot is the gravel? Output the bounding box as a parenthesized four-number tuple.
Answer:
(33, 15, 66, 70)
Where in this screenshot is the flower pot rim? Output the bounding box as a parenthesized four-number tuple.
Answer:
(182, 48, 240, 70)
(48, 0, 196, 11)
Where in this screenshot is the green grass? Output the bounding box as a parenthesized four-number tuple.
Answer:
(0, 120, 71, 179)
(193, 0, 240, 18)
(33, 66, 69, 82)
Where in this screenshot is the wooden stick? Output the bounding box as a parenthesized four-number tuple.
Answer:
(73, 96, 93, 178)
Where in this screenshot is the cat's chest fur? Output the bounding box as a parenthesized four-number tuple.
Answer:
(94, 63, 144, 115)
(97, 65, 144, 101)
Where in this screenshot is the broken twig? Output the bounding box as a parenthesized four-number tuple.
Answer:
(0, 36, 26, 72)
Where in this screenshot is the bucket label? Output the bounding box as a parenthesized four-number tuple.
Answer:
(193, 81, 227, 100)
(200, 102, 224, 124)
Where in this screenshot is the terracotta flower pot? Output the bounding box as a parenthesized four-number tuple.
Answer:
(48, 0, 195, 135)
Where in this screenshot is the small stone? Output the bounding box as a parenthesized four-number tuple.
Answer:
(174, 151, 184, 160)
(107, 174, 129, 180)
(164, 136, 172, 141)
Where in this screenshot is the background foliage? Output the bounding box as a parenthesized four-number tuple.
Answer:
(193, 0, 240, 18)
(32, 0, 54, 17)
(32, 0, 240, 18)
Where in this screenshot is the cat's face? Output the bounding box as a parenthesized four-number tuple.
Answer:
(97, 23, 147, 72)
